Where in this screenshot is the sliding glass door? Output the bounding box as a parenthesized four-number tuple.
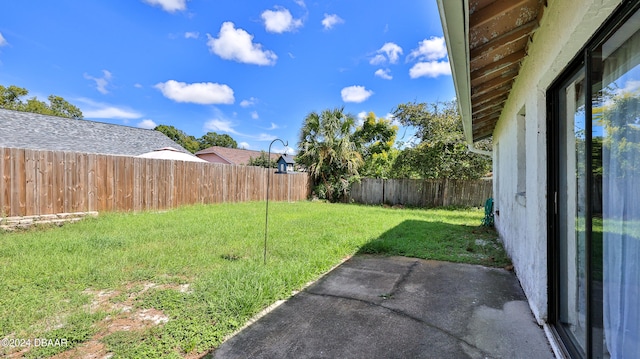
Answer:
(556, 67, 589, 356)
(550, 4, 640, 358)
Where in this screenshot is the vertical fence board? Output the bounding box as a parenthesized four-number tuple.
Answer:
(0, 148, 8, 216)
(24, 149, 37, 216)
(87, 153, 97, 212)
(11, 148, 27, 216)
(75, 153, 87, 212)
(37, 150, 51, 214)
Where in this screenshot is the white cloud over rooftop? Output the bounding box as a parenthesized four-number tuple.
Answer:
(155, 80, 234, 105)
(137, 119, 157, 129)
(83, 70, 112, 95)
(207, 22, 277, 66)
(77, 98, 143, 120)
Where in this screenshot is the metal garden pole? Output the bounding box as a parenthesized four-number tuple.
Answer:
(264, 138, 288, 264)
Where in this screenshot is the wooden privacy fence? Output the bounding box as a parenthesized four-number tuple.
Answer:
(0, 147, 311, 217)
(349, 178, 493, 207)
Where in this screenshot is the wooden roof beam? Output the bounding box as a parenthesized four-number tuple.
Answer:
(469, 0, 531, 28)
(471, 62, 519, 87)
(472, 72, 515, 97)
(471, 89, 509, 108)
(470, 20, 538, 58)
(472, 114, 501, 133)
(470, 48, 526, 75)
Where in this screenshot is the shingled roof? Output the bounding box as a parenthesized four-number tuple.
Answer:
(0, 109, 190, 156)
(195, 146, 279, 165)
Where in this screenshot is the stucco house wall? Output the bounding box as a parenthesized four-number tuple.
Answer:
(196, 152, 229, 164)
(491, 0, 622, 324)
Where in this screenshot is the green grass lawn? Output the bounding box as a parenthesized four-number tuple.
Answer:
(0, 201, 508, 358)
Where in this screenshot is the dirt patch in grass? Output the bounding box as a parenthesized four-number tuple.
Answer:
(6, 281, 190, 359)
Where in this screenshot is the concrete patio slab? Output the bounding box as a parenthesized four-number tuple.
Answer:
(211, 255, 554, 359)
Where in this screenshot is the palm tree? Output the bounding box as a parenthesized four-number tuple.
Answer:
(297, 107, 363, 201)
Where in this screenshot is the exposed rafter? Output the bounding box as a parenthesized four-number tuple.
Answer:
(462, 0, 546, 141)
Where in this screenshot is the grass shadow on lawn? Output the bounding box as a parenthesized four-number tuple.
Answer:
(357, 219, 511, 268)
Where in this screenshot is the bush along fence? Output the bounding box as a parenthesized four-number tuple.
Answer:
(349, 178, 493, 208)
(0, 147, 311, 218)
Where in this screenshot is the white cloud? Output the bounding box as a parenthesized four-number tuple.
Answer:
(251, 111, 259, 120)
(185, 31, 199, 39)
(240, 97, 257, 107)
(408, 36, 448, 61)
(84, 70, 112, 95)
(370, 42, 403, 65)
(137, 119, 157, 129)
(0, 33, 8, 47)
(204, 118, 240, 135)
(261, 7, 303, 33)
(142, 0, 186, 13)
(155, 80, 234, 104)
(322, 14, 344, 30)
(356, 111, 367, 126)
(409, 61, 451, 79)
(341, 86, 373, 103)
(256, 133, 277, 141)
(375, 68, 392, 80)
(134, 83, 143, 88)
(239, 141, 251, 149)
(294, 0, 306, 8)
(268, 122, 279, 130)
(84, 107, 141, 119)
(385, 112, 401, 127)
(207, 22, 277, 66)
(618, 79, 640, 95)
(77, 98, 143, 120)
(369, 54, 386, 66)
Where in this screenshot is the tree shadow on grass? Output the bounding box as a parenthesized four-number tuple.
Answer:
(357, 219, 511, 268)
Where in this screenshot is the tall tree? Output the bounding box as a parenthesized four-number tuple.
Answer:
(0, 85, 83, 119)
(297, 107, 363, 201)
(47, 95, 83, 120)
(390, 100, 491, 179)
(154, 125, 200, 153)
(197, 131, 237, 149)
(352, 112, 398, 178)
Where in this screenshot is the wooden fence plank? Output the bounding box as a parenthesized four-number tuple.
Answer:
(11, 148, 27, 216)
(0, 148, 8, 216)
(87, 153, 97, 212)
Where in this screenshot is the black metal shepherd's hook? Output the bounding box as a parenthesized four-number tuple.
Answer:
(264, 138, 288, 264)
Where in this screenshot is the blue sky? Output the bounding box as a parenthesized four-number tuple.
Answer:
(0, 0, 455, 153)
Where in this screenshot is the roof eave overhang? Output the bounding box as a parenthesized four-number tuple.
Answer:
(437, 0, 476, 146)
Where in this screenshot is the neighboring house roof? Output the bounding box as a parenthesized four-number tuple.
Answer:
(437, 0, 546, 144)
(195, 146, 279, 165)
(0, 109, 190, 156)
